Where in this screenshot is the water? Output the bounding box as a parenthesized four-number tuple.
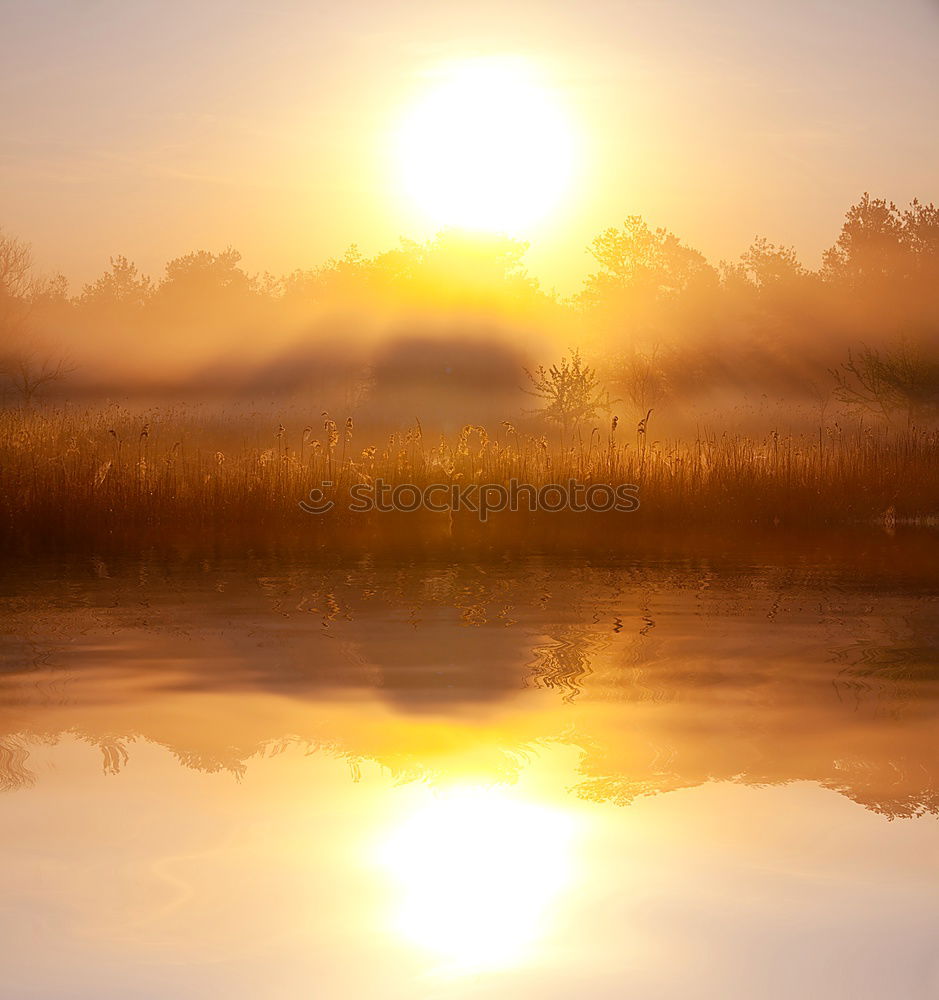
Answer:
(2, 549, 938, 998)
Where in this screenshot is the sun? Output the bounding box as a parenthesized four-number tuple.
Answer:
(395, 57, 577, 234)
(375, 785, 577, 975)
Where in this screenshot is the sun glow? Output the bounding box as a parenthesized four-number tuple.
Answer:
(377, 785, 578, 975)
(395, 57, 577, 234)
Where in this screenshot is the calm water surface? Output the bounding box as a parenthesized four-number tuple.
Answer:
(1, 549, 938, 998)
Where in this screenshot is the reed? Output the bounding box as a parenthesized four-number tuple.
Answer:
(1, 404, 937, 552)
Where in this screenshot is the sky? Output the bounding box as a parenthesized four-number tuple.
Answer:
(1, 0, 937, 294)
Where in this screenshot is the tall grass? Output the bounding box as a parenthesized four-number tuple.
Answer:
(1, 404, 937, 551)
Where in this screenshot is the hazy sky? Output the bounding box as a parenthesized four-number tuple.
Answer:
(2, 0, 937, 292)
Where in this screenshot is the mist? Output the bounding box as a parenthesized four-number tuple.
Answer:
(2, 194, 938, 438)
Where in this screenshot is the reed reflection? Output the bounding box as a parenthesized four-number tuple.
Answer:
(1, 553, 938, 820)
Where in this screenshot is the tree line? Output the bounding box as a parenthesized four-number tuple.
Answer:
(1, 193, 938, 421)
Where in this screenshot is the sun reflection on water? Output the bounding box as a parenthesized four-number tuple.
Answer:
(376, 784, 579, 975)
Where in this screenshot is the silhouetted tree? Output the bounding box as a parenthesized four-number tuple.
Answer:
(0, 229, 34, 342)
(154, 248, 253, 313)
(822, 193, 939, 291)
(0, 350, 75, 405)
(582, 216, 716, 307)
(81, 255, 152, 309)
(614, 345, 670, 418)
(739, 237, 805, 291)
(0, 230, 74, 403)
(524, 349, 610, 432)
(832, 340, 939, 425)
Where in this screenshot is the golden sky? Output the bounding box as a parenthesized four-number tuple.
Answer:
(2, 0, 937, 292)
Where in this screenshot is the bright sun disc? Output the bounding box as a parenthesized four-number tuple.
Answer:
(396, 58, 576, 234)
(376, 785, 577, 975)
